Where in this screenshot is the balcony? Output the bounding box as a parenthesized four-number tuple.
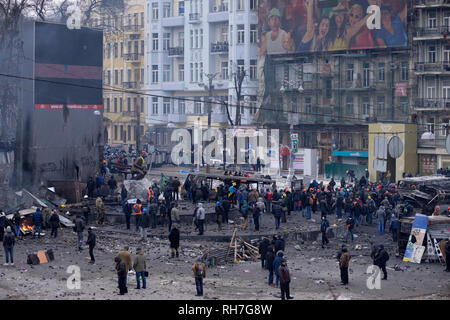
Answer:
(210, 41, 229, 54)
(414, 0, 450, 8)
(123, 82, 137, 89)
(413, 26, 449, 39)
(418, 137, 447, 149)
(189, 13, 201, 23)
(414, 98, 450, 110)
(208, 2, 229, 22)
(123, 24, 144, 32)
(122, 111, 135, 117)
(161, 15, 185, 27)
(414, 61, 450, 73)
(125, 53, 140, 61)
(211, 113, 229, 123)
(168, 113, 187, 123)
(168, 46, 184, 57)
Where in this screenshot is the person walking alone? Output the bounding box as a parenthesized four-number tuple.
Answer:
(169, 224, 180, 258)
(320, 216, 330, 248)
(374, 244, 389, 280)
(339, 247, 350, 285)
(196, 203, 206, 235)
(86, 227, 96, 264)
(115, 257, 128, 295)
(266, 245, 275, 286)
(74, 216, 85, 251)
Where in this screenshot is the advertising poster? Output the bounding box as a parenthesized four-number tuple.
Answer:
(258, 0, 408, 55)
(293, 152, 305, 170)
(403, 214, 428, 263)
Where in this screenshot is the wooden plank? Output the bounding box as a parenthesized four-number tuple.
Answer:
(226, 228, 238, 261)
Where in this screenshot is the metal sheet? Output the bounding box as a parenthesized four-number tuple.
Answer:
(388, 136, 404, 159)
(428, 224, 450, 239)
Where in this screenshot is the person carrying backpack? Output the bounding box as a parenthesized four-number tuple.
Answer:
(192, 257, 206, 296)
(320, 216, 330, 248)
(3, 226, 15, 266)
(133, 200, 143, 232)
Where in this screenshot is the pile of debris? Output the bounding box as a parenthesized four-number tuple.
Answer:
(399, 175, 450, 209)
(202, 228, 260, 266)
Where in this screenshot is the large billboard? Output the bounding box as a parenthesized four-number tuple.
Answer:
(258, 0, 408, 55)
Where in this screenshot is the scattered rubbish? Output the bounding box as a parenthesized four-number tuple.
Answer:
(354, 244, 362, 250)
(243, 270, 250, 273)
(315, 280, 324, 284)
(294, 245, 301, 251)
(310, 258, 316, 261)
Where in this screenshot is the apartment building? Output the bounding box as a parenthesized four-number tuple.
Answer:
(143, 0, 259, 161)
(89, 0, 147, 149)
(413, 0, 450, 173)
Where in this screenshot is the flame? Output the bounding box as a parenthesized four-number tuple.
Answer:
(20, 223, 34, 233)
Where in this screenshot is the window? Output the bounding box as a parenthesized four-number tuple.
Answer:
(221, 25, 228, 42)
(400, 61, 408, 81)
(141, 12, 144, 26)
(140, 68, 144, 84)
(304, 97, 312, 114)
(107, 70, 111, 84)
(194, 63, 198, 82)
(250, 59, 257, 80)
(114, 43, 118, 58)
(346, 64, 354, 82)
(444, 45, 450, 63)
(152, 97, 158, 114)
(178, 32, 184, 47)
(249, 96, 257, 114)
(163, 65, 170, 82)
(133, 97, 137, 112)
(377, 62, 385, 81)
(120, 125, 123, 141)
(179, 64, 184, 81)
(163, 33, 170, 50)
(221, 61, 228, 80)
(194, 100, 202, 114)
(250, 0, 258, 10)
(362, 96, 370, 116)
(427, 86, 436, 98)
(190, 63, 193, 82)
(377, 96, 385, 116)
(200, 29, 203, 48)
(127, 69, 131, 82)
(163, 98, 170, 114)
(134, 69, 138, 83)
(134, 40, 138, 54)
(199, 62, 203, 82)
(303, 73, 313, 82)
(237, 0, 244, 10)
(179, 1, 185, 15)
(152, 33, 159, 51)
(127, 97, 131, 112)
(291, 96, 297, 113)
(346, 96, 354, 115)
(237, 59, 245, 76)
(443, 86, 450, 99)
(106, 98, 110, 112)
(107, 43, 111, 58)
(427, 10, 437, 29)
(127, 41, 132, 54)
(128, 125, 131, 141)
(141, 40, 145, 55)
(362, 136, 368, 149)
(163, 2, 171, 17)
(178, 100, 185, 114)
(152, 65, 159, 83)
(428, 45, 436, 63)
(152, 3, 159, 20)
(347, 135, 353, 149)
(114, 70, 118, 85)
(190, 30, 193, 48)
(237, 24, 245, 44)
(250, 24, 257, 43)
(114, 125, 117, 140)
(120, 42, 123, 57)
(399, 97, 408, 115)
(230, 25, 233, 44)
(362, 62, 370, 87)
(119, 97, 123, 112)
(120, 69, 123, 84)
(195, 29, 199, 48)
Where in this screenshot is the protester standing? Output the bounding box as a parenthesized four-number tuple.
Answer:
(196, 203, 206, 235)
(3, 226, 15, 266)
(74, 216, 85, 251)
(49, 210, 60, 238)
(320, 216, 330, 248)
(339, 247, 350, 285)
(133, 248, 147, 289)
(374, 244, 389, 280)
(32, 208, 43, 239)
(444, 239, 450, 272)
(86, 227, 96, 264)
(192, 258, 206, 296)
(258, 237, 270, 269)
(266, 245, 275, 286)
(278, 259, 293, 300)
(115, 257, 128, 295)
(12, 211, 22, 240)
(96, 197, 105, 225)
(169, 224, 180, 258)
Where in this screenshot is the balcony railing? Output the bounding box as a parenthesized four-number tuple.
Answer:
(123, 24, 144, 32)
(414, 26, 450, 37)
(122, 111, 135, 117)
(210, 3, 228, 12)
(414, 0, 449, 6)
(168, 46, 184, 56)
(189, 13, 200, 21)
(415, 61, 450, 72)
(125, 53, 140, 61)
(414, 98, 450, 109)
(123, 82, 137, 89)
(211, 41, 229, 53)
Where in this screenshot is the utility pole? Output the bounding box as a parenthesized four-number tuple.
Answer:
(202, 72, 218, 173)
(136, 94, 140, 153)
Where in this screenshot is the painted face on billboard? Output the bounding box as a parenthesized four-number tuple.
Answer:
(349, 4, 363, 26)
(269, 15, 281, 31)
(318, 18, 330, 39)
(334, 12, 345, 27)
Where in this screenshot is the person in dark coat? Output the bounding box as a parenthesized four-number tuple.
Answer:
(272, 201, 282, 230)
(374, 244, 389, 280)
(140, 209, 150, 240)
(32, 208, 43, 239)
(3, 226, 15, 266)
(266, 245, 276, 285)
(87, 177, 95, 198)
(169, 224, 180, 258)
(258, 237, 270, 269)
(12, 211, 22, 240)
(108, 175, 117, 195)
(221, 198, 230, 224)
(49, 210, 60, 238)
(339, 247, 350, 285)
(273, 251, 284, 287)
(389, 214, 399, 242)
(278, 259, 293, 300)
(320, 216, 330, 248)
(123, 200, 132, 230)
(0, 212, 6, 242)
(86, 227, 96, 263)
(115, 257, 128, 295)
(74, 216, 85, 251)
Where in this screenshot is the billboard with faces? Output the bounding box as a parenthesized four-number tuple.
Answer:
(258, 0, 408, 55)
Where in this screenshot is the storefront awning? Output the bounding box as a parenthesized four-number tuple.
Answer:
(332, 151, 368, 158)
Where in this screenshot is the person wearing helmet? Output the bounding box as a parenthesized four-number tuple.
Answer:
(432, 206, 440, 216)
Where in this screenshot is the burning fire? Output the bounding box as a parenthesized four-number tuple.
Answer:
(20, 223, 34, 234)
